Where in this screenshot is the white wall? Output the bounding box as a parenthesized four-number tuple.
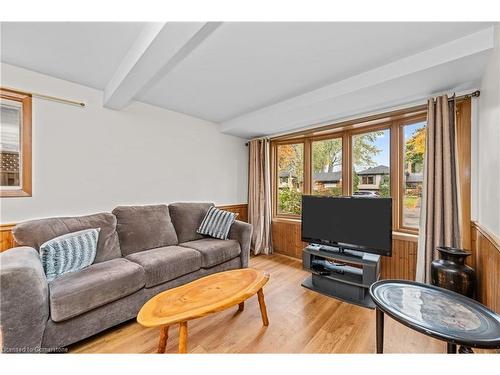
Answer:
(0, 63, 248, 223)
(477, 23, 500, 237)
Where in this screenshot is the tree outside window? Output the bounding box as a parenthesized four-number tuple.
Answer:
(402, 121, 426, 228)
(277, 143, 303, 215)
(312, 138, 342, 196)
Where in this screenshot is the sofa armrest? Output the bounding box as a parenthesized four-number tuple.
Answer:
(228, 220, 253, 268)
(0, 247, 49, 353)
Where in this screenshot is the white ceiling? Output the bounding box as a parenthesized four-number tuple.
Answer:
(0, 22, 495, 138)
(1, 22, 146, 89)
(139, 22, 491, 122)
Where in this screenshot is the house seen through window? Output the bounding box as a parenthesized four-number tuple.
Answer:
(352, 128, 391, 198)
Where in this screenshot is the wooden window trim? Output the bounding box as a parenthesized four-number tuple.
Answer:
(0, 88, 32, 198)
(456, 100, 472, 251)
(271, 100, 472, 239)
(271, 105, 427, 142)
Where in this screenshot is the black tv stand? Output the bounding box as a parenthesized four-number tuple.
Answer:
(302, 244, 381, 309)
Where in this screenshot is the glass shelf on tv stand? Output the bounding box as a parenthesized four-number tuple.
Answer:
(310, 260, 365, 288)
(304, 244, 381, 266)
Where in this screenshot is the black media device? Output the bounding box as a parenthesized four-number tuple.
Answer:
(301, 195, 392, 257)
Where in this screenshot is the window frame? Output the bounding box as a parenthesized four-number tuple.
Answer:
(397, 114, 428, 234)
(362, 176, 374, 185)
(348, 122, 392, 198)
(0, 88, 32, 197)
(271, 107, 427, 234)
(272, 139, 306, 219)
(310, 133, 345, 197)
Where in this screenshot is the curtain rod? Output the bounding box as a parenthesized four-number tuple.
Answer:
(448, 90, 480, 101)
(245, 136, 269, 147)
(1, 86, 85, 107)
(252, 89, 481, 143)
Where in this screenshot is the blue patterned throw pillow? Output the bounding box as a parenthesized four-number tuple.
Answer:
(40, 228, 100, 282)
(197, 207, 236, 240)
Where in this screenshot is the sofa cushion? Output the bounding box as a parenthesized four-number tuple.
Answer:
(12, 213, 121, 263)
(112, 205, 178, 256)
(169, 202, 214, 243)
(40, 228, 100, 281)
(126, 246, 202, 288)
(180, 238, 241, 268)
(197, 206, 237, 240)
(49, 258, 145, 322)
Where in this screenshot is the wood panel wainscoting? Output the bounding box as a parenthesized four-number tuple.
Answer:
(272, 218, 418, 280)
(217, 204, 248, 223)
(471, 221, 500, 313)
(0, 224, 16, 252)
(0, 204, 248, 253)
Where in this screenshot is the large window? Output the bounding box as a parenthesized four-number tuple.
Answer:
(0, 88, 32, 197)
(277, 142, 304, 215)
(401, 120, 427, 229)
(312, 137, 342, 196)
(352, 128, 390, 198)
(272, 110, 428, 234)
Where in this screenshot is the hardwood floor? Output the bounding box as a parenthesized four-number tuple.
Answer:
(70, 254, 496, 354)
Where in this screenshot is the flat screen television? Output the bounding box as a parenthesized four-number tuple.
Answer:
(301, 195, 392, 256)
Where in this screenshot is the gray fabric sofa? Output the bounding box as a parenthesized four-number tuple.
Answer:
(0, 202, 252, 353)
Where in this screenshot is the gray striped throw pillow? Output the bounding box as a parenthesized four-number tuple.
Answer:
(197, 207, 236, 240)
(40, 228, 100, 282)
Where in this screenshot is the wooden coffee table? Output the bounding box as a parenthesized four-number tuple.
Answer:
(137, 268, 270, 353)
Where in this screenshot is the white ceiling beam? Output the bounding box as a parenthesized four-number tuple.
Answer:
(104, 22, 221, 109)
(220, 26, 494, 136)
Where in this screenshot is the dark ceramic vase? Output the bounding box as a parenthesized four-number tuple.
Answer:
(431, 247, 476, 298)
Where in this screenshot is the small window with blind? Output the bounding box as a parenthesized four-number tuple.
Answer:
(0, 88, 32, 197)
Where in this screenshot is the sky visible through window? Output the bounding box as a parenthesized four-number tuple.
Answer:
(404, 121, 426, 140)
(369, 131, 389, 168)
(358, 122, 426, 168)
(354, 129, 390, 171)
(373, 131, 391, 166)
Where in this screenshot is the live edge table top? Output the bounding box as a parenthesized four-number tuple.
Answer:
(137, 268, 270, 328)
(370, 280, 500, 348)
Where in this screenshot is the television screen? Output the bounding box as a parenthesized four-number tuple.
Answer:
(301, 195, 392, 256)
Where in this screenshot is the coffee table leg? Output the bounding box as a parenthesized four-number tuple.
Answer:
(157, 325, 169, 353)
(447, 342, 457, 354)
(257, 288, 269, 326)
(238, 302, 245, 312)
(178, 321, 188, 354)
(376, 308, 384, 354)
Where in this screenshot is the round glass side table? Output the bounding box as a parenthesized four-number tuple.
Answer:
(369, 280, 500, 353)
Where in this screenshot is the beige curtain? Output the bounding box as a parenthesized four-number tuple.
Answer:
(248, 139, 272, 255)
(416, 95, 462, 283)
